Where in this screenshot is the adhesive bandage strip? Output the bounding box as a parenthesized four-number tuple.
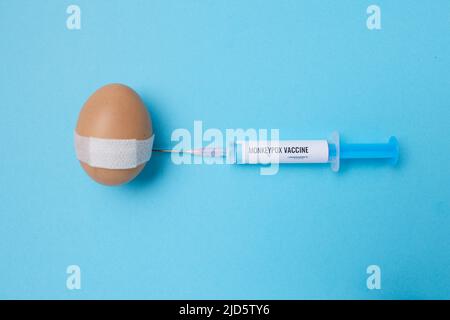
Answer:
(74, 132, 154, 169)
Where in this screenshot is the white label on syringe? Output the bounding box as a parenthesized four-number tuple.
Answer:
(236, 140, 329, 164)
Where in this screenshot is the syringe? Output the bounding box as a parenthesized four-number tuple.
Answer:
(153, 132, 399, 172)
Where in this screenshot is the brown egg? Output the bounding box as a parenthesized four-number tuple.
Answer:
(75, 84, 152, 186)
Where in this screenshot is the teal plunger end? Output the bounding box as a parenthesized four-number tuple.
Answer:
(387, 136, 399, 165)
(328, 132, 399, 172)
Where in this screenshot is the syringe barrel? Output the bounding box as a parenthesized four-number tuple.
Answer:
(232, 140, 329, 164)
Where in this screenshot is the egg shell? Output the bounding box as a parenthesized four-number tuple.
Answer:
(76, 84, 152, 186)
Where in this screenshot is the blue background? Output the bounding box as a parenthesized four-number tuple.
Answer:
(1, 0, 449, 299)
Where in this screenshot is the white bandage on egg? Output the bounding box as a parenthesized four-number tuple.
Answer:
(74, 132, 154, 169)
